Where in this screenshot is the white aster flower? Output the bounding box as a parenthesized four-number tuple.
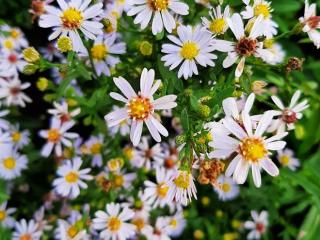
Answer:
(39, 118, 79, 157)
(53, 157, 93, 199)
(0, 50, 27, 77)
(214, 175, 239, 201)
(0, 201, 16, 228)
(12, 219, 42, 240)
(39, 43, 64, 61)
(142, 166, 173, 208)
(209, 112, 287, 187)
(56, 219, 88, 240)
(0, 77, 32, 108)
(202, 5, 230, 36)
(270, 90, 309, 133)
(105, 68, 177, 146)
(143, 217, 171, 240)
(241, 0, 278, 38)
(213, 13, 272, 78)
(244, 210, 268, 239)
(89, 33, 126, 76)
(161, 25, 217, 79)
(85, 134, 104, 167)
(0, 25, 29, 50)
(48, 101, 81, 123)
(277, 148, 300, 171)
(111, 170, 137, 190)
(9, 124, 30, 150)
(127, 0, 189, 35)
(39, 0, 104, 53)
(262, 39, 285, 65)
(299, 0, 320, 48)
(0, 146, 28, 180)
(167, 170, 197, 206)
(93, 203, 136, 240)
(165, 211, 186, 237)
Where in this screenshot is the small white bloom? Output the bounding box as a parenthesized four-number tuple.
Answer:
(0, 77, 32, 107)
(262, 39, 285, 65)
(213, 13, 272, 77)
(105, 68, 177, 146)
(89, 33, 126, 76)
(0, 201, 16, 228)
(0, 50, 27, 77)
(165, 211, 186, 237)
(209, 112, 287, 187)
(277, 148, 300, 171)
(52, 157, 93, 199)
(92, 203, 136, 240)
(244, 210, 268, 239)
(84, 134, 104, 167)
(241, 0, 278, 38)
(161, 25, 217, 79)
(9, 124, 30, 150)
(12, 219, 42, 240)
(270, 90, 309, 133)
(48, 101, 81, 123)
(56, 219, 88, 240)
(127, 0, 189, 35)
(214, 175, 239, 201)
(39, 0, 104, 53)
(202, 5, 230, 35)
(167, 170, 197, 206)
(39, 117, 79, 157)
(299, 0, 320, 48)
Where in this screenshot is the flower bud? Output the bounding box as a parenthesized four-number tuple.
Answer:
(285, 57, 304, 73)
(251, 80, 267, 95)
(139, 41, 153, 56)
(198, 104, 211, 118)
(23, 47, 40, 63)
(175, 134, 186, 145)
(57, 36, 73, 52)
(36, 77, 49, 91)
(194, 229, 205, 239)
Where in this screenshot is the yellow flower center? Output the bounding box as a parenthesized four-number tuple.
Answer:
(221, 183, 231, 193)
(19, 234, 32, 240)
(114, 174, 124, 188)
(3, 39, 14, 50)
(67, 225, 78, 238)
(91, 44, 108, 61)
(0, 210, 6, 221)
(90, 142, 102, 155)
(148, 0, 169, 11)
(123, 147, 134, 159)
(3, 157, 16, 170)
(173, 171, 190, 189)
(12, 131, 22, 142)
(156, 182, 169, 198)
(132, 218, 145, 231)
(280, 155, 290, 166)
(108, 158, 122, 172)
(127, 96, 152, 121)
(61, 8, 83, 29)
(254, 4, 270, 19)
(65, 171, 79, 183)
(108, 217, 122, 232)
(47, 128, 61, 143)
(263, 38, 274, 49)
(169, 219, 178, 228)
(10, 30, 20, 39)
(209, 18, 226, 34)
(180, 42, 199, 60)
(239, 137, 267, 162)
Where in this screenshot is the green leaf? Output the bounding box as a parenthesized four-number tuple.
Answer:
(181, 108, 190, 132)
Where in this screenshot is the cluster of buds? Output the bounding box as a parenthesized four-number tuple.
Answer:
(197, 159, 225, 186)
(285, 57, 304, 73)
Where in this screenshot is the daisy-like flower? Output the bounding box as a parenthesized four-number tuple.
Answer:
(89, 33, 126, 76)
(0, 201, 16, 228)
(39, 0, 104, 53)
(92, 203, 136, 240)
(142, 166, 173, 208)
(262, 39, 285, 65)
(241, 0, 278, 38)
(56, 219, 87, 240)
(213, 175, 239, 201)
(132, 137, 164, 169)
(165, 211, 186, 237)
(270, 90, 309, 133)
(277, 148, 300, 171)
(39, 118, 79, 157)
(12, 219, 42, 240)
(39, 43, 64, 61)
(127, 0, 189, 35)
(161, 25, 217, 79)
(108, 106, 131, 136)
(85, 134, 104, 167)
(299, 0, 320, 48)
(9, 124, 30, 150)
(213, 13, 271, 78)
(48, 101, 81, 123)
(0, 25, 29, 50)
(0, 50, 27, 77)
(209, 112, 287, 187)
(0, 147, 28, 180)
(167, 170, 197, 206)
(143, 217, 171, 240)
(29, 0, 54, 22)
(105, 68, 177, 146)
(111, 170, 137, 190)
(53, 157, 93, 199)
(0, 77, 32, 107)
(201, 5, 230, 36)
(244, 210, 268, 239)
